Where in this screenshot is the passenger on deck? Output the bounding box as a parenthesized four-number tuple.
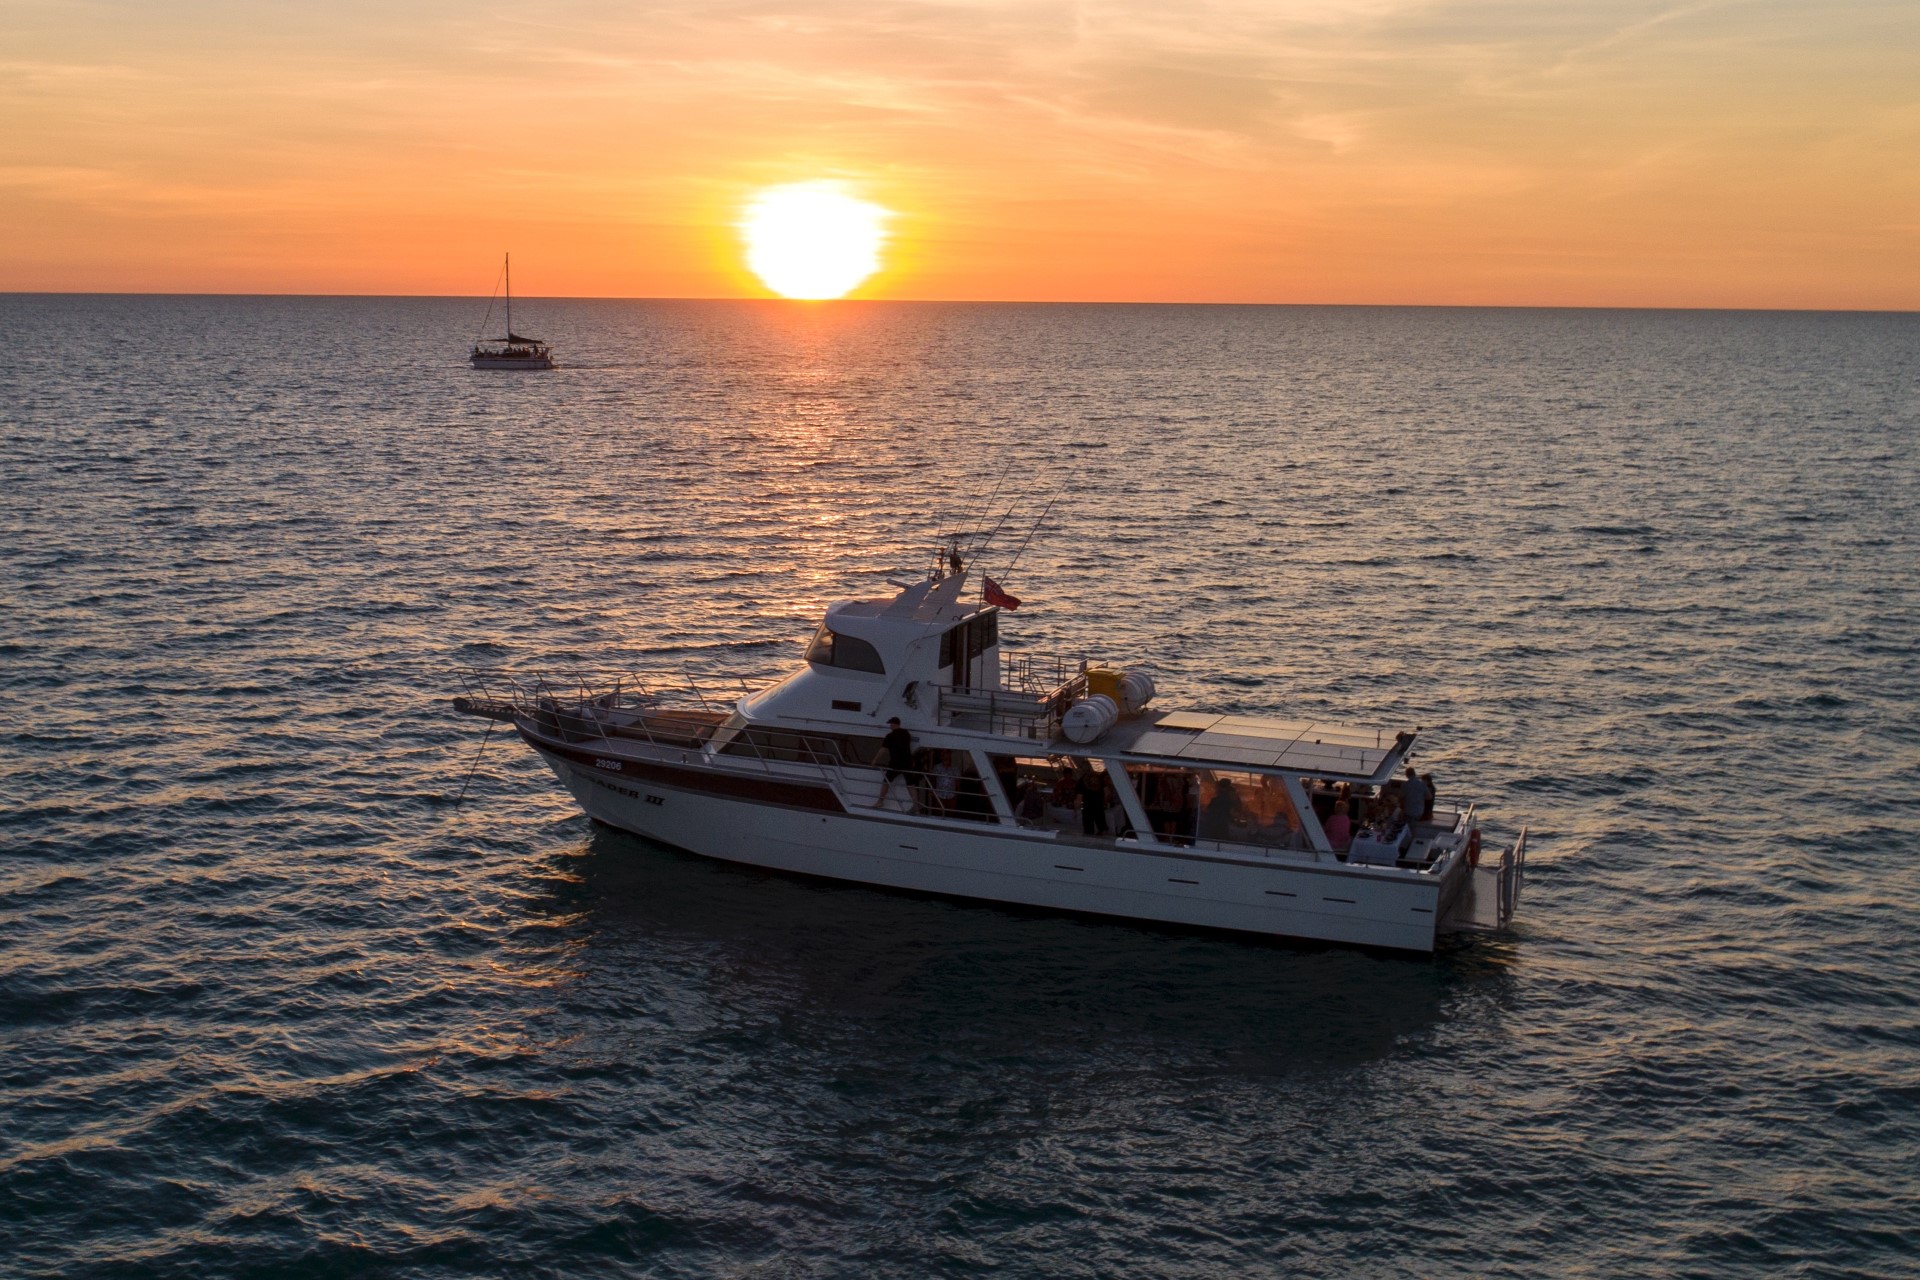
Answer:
(1076, 766, 1109, 836)
(929, 750, 959, 815)
(1200, 777, 1245, 841)
(1324, 806, 1352, 852)
(1158, 772, 1188, 835)
(1421, 771, 1437, 822)
(1400, 767, 1430, 829)
(1015, 777, 1047, 825)
(877, 717, 914, 809)
(1373, 782, 1401, 827)
(1256, 805, 1306, 851)
(1040, 767, 1074, 825)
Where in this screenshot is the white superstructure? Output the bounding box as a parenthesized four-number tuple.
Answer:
(455, 552, 1525, 953)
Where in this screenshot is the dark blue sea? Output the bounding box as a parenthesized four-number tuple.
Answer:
(3, 296, 1917, 1277)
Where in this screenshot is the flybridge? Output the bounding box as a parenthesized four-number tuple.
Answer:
(744, 559, 1013, 731)
(746, 558, 1412, 784)
(451, 540, 1526, 953)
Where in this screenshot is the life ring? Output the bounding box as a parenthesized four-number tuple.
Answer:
(1465, 828, 1482, 867)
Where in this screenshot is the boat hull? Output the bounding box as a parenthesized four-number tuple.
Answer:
(532, 743, 1452, 954)
(470, 356, 554, 370)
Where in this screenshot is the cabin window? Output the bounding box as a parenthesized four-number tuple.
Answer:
(805, 624, 886, 674)
(1126, 766, 1309, 852)
(718, 727, 837, 764)
(719, 728, 884, 769)
(1192, 770, 1304, 847)
(937, 612, 999, 670)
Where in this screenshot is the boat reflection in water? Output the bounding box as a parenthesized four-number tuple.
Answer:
(556, 816, 1476, 1071)
(455, 542, 1526, 954)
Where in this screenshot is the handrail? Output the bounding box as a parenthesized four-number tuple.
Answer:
(456, 666, 744, 720)
(1500, 828, 1528, 925)
(1001, 652, 1084, 695)
(937, 664, 1088, 740)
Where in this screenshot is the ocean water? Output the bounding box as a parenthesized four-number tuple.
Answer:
(2, 295, 1917, 1277)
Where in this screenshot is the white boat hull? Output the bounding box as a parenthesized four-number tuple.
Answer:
(532, 742, 1456, 953)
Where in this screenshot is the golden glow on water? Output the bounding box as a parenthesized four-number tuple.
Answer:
(740, 183, 891, 300)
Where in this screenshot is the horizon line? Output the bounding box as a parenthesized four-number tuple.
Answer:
(2, 290, 1915, 316)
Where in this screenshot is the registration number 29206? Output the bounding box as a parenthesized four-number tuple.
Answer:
(594, 758, 622, 771)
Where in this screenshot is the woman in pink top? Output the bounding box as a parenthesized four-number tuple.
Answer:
(1323, 808, 1352, 851)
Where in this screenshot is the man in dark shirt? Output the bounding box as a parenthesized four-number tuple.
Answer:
(1200, 777, 1244, 841)
(878, 717, 914, 807)
(1400, 766, 1430, 830)
(1076, 765, 1109, 836)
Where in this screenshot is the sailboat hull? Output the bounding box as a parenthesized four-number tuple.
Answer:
(470, 354, 555, 370)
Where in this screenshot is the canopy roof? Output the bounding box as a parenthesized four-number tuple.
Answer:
(1098, 710, 1413, 780)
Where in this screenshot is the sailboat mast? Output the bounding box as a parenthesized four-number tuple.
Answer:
(505, 253, 511, 340)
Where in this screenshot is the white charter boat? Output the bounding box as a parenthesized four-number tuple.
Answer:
(469, 253, 554, 370)
(454, 547, 1525, 953)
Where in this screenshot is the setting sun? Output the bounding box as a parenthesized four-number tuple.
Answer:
(740, 183, 891, 300)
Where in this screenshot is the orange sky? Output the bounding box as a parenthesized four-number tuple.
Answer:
(2, 0, 1916, 307)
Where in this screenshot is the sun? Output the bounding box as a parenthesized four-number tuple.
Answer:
(741, 182, 891, 300)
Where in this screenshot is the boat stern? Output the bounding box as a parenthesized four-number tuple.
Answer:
(1438, 827, 1526, 937)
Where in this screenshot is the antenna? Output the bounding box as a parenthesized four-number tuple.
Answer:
(505, 252, 511, 339)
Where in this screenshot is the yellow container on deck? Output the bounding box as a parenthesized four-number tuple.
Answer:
(1084, 668, 1122, 700)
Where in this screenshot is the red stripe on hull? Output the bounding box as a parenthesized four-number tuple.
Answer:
(524, 730, 847, 814)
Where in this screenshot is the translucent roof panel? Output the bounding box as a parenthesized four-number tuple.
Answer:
(1110, 711, 1410, 779)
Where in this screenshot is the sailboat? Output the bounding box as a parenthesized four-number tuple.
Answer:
(469, 253, 554, 370)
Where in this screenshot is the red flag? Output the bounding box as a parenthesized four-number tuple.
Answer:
(983, 576, 1021, 610)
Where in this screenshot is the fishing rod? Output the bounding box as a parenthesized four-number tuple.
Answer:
(999, 483, 1066, 582)
(963, 496, 1028, 573)
(986, 414, 1093, 586)
(945, 450, 1026, 570)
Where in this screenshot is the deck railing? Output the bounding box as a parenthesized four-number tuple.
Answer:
(940, 653, 1093, 739)
(1500, 829, 1528, 924)
(456, 666, 749, 719)
(1000, 652, 1092, 697)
